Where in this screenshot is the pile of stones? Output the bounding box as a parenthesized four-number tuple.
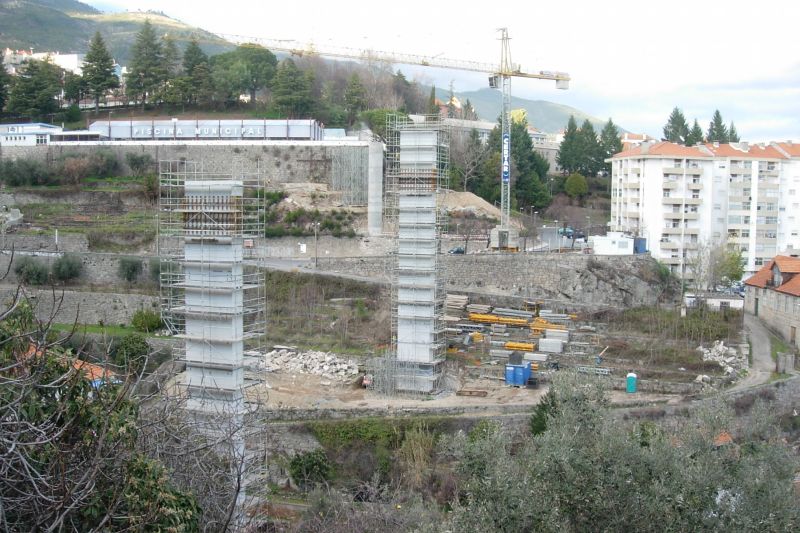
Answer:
(261, 346, 359, 382)
(697, 340, 746, 376)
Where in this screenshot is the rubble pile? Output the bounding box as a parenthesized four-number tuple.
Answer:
(696, 340, 746, 376)
(261, 347, 359, 382)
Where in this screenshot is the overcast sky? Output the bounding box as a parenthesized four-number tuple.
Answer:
(87, 0, 800, 142)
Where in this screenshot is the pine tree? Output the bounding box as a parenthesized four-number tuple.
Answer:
(686, 119, 704, 146)
(557, 115, 580, 174)
(577, 119, 602, 177)
(272, 58, 312, 117)
(82, 32, 119, 115)
(728, 121, 740, 142)
(706, 109, 729, 143)
(182, 39, 207, 77)
(662, 107, 689, 143)
(427, 86, 438, 115)
(125, 20, 165, 107)
(344, 73, 366, 126)
(7, 59, 63, 118)
(0, 53, 11, 114)
(234, 44, 277, 104)
(162, 36, 181, 78)
(599, 118, 623, 173)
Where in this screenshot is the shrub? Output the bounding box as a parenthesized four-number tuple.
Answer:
(51, 254, 83, 283)
(142, 174, 158, 202)
(118, 257, 143, 283)
(87, 150, 120, 178)
(0, 159, 54, 187)
(61, 104, 82, 123)
(14, 256, 49, 285)
(131, 309, 162, 333)
(114, 332, 150, 373)
(125, 153, 154, 176)
(289, 449, 332, 489)
(60, 157, 92, 185)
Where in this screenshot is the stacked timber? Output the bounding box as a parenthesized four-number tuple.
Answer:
(466, 304, 492, 314)
(445, 293, 469, 312)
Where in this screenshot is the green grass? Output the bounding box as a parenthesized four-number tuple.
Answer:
(770, 333, 791, 363)
(51, 323, 154, 337)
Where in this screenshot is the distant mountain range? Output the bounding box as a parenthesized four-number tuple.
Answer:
(0, 0, 232, 62)
(436, 87, 611, 134)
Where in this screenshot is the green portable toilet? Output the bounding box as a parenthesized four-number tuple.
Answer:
(626, 372, 637, 394)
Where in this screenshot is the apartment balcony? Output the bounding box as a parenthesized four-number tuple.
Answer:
(659, 240, 679, 250)
(759, 168, 779, 178)
(663, 212, 698, 220)
(730, 165, 752, 175)
(662, 227, 699, 235)
(624, 181, 640, 189)
(757, 181, 779, 190)
(688, 182, 703, 190)
(662, 181, 679, 189)
(663, 166, 703, 176)
(623, 210, 640, 218)
(661, 256, 682, 265)
(628, 167, 641, 175)
(662, 197, 701, 205)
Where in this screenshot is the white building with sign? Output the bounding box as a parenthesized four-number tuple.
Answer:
(89, 119, 324, 141)
(608, 140, 800, 279)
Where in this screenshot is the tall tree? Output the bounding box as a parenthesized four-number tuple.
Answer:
(509, 119, 550, 209)
(82, 31, 119, 114)
(162, 36, 181, 78)
(707, 109, 729, 143)
(7, 59, 62, 118)
(577, 119, 602, 177)
(663, 106, 689, 143)
(686, 119, 704, 146)
(427, 86, 438, 115)
(234, 44, 277, 103)
(182, 38, 208, 77)
(125, 20, 165, 108)
(599, 118, 623, 173)
(344, 73, 366, 126)
(63, 72, 87, 104)
(728, 121, 740, 142)
(272, 58, 313, 117)
(0, 54, 11, 114)
(557, 115, 580, 175)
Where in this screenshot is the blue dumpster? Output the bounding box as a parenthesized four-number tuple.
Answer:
(505, 365, 515, 385)
(626, 372, 638, 393)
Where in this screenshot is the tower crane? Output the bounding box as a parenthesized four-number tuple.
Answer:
(219, 30, 569, 249)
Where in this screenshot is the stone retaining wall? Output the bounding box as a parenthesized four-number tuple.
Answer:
(0, 286, 158, 325)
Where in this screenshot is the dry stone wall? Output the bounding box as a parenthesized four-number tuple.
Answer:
(0, 286, 158, 325)
(0, 142, 365, 185)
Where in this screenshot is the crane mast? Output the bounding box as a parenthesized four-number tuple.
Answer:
(220, 30, 569, 249)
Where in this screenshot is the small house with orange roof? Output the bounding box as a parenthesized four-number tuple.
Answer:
(744, 254, 800, 346)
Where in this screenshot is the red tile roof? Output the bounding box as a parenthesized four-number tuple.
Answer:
(704, 143, 787, 160)
(744, 256, 800, 296)
(744, 261, 773, 288)
(774, 255, 800, 273)
(776, 275, 800, 297)
(775, 142, 800, 157)
(611, 141, 710, 159)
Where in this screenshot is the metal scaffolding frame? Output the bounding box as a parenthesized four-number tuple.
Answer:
(158, 160, 266, 413)
(331, 145, 368, 206)
(382, 115, 449, 394)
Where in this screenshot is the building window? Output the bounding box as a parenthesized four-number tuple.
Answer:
(663, 189, 670, 198)
(35, 134, 47, 145)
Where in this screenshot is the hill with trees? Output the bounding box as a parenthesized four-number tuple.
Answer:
(0, 0, 232, 61)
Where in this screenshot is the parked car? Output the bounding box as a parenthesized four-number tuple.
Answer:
(558, 226, 574, 237)
(448, 246, 465, 254)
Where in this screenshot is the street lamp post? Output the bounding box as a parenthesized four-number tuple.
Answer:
(313, 222, 320, 268)
(533, 211, 538, 251)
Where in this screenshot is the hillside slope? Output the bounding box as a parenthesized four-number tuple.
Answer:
(438, 87, 612, 133)
(0, 0, 232, 61)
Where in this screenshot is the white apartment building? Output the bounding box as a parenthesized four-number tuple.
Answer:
(609, 140, 800, 279)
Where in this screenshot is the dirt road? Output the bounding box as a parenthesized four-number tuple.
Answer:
(730, 314, 774, 391)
